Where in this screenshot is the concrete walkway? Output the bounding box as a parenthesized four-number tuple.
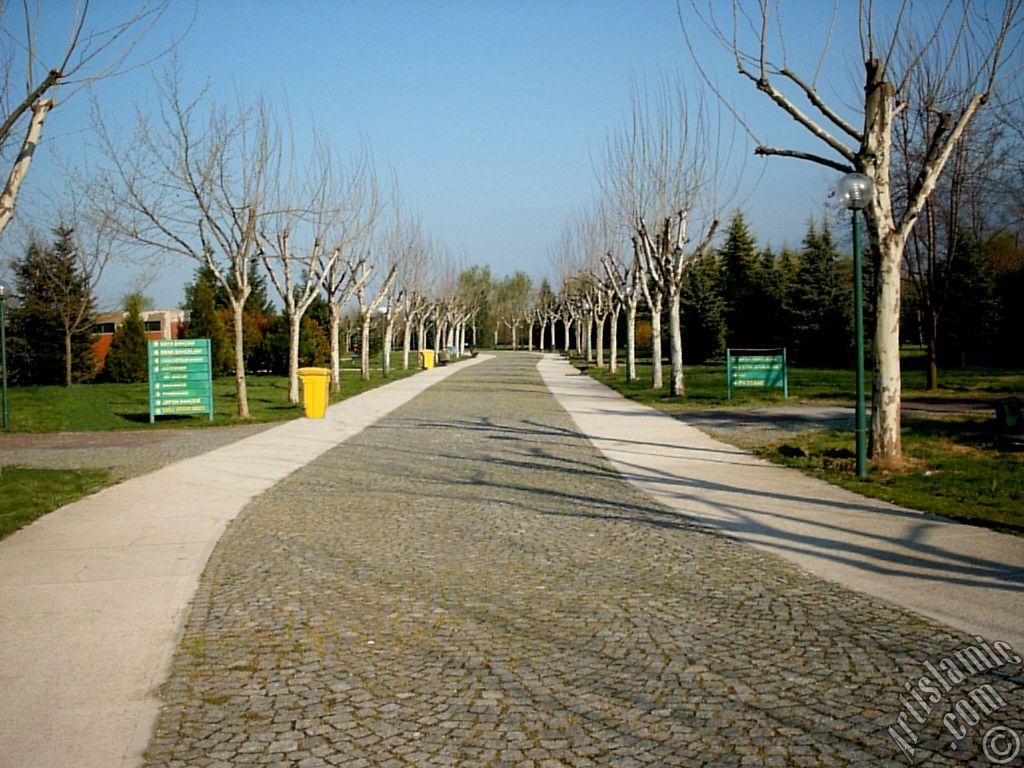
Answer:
(0, 357, 485, 768)
(539, 354, 1024, 648)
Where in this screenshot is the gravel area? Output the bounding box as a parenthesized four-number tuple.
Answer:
(0, 423, 276, 481)
(143, 355, 1022, 767)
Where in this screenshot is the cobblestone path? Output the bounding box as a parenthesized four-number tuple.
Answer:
(145, 355, 1023, 767)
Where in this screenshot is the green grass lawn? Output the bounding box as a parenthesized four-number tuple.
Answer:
(0, 354, 427, 540)
(579, 354, 1024, 533)
(0, 467, 112, 540)
(2, 354, 421, 433)
(742, 419, 1023, 533)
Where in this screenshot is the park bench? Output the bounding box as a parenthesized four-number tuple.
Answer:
(994, 396, 1024, 450)
(437, 346, 460, 366)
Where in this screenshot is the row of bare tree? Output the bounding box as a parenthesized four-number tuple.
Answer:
(536, 1, 1023, 469)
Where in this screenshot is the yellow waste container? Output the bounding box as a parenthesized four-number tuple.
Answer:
(296, 367, 331, 418)
(420, 349, 435, 370)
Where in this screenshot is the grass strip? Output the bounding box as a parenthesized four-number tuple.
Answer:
(0, 467, 113, 540)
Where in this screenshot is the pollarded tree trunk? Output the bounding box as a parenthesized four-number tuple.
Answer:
(668, 291, 684, 396)
(595, 312, 607, 368)
(609, 306, 620, 374)
(329, 303, 343, 392)
(360, 314, 372, 380)
(288, 315, 303, 403)
(649, 290, 663, 390)
(626, 303, 637, 382)
(231, 299, 250, 418)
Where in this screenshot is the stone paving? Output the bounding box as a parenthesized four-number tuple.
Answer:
(143, 354, 1023, 767)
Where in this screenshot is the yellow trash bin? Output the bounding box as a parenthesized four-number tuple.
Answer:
(420, 349, 435, 370)
(296, 367, 331, 418)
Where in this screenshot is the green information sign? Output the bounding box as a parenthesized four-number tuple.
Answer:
(148, 338, 214, 422)
(726, 348, 788, 400)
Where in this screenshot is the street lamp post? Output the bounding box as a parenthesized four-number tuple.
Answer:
(379, 304, 389, 378)
(837, 172, 874, 479)
(1, 283, 9, 431)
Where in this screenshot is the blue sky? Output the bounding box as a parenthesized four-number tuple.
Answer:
(16, 1, 910, 308)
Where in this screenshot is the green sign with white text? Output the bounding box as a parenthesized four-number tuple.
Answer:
(148, 338, 214, 422)
(726, 348, 788, 400)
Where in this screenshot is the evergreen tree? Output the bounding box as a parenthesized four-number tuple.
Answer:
(7, 227, 96, 385)
(104, 294, 149, 383)
(785, 218, 852, 366)
(717, 211, 761, 346)
(750, 247, 787, 346)
(680, 251, 726, 363)
(939, 233, 1000, 366)
(184, 276, 233, 376)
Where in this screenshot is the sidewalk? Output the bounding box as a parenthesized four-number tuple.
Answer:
(539, 354, 1024, 649)
(0, 357, 486, 768)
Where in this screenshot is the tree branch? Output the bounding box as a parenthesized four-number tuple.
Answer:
(754, 145, 854, 173)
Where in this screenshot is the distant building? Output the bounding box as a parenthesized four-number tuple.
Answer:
(91, 309, 188, 367)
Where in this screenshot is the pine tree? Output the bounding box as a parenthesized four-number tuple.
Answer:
(717, 211, 760, 346)
(940, 233, 1000, 366)
(8, 227, 96, 385)
(185, 277, 233, 376)
(104, 294, 149, 383)
(785, 218, 852, 366)
(681, 251, 726, 363)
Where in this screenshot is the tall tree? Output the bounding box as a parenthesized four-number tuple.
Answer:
(184, 275, 233, 377)
(9, 226, 96, 385)
(604, 79, 723, 396)
(717, 211, 760, 347)
(97, 70, 278, 418)
(680, 251, 726, 363)
(786, 219, 852, 367)
(688, 0, 1023, 463)
(104, 293, 148, 384)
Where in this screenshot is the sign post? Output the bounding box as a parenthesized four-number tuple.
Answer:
(148, 339, 214, 423)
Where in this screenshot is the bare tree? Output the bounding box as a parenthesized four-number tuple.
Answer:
(603, 248, 640, 381)
(353, 203, 404, 379)
(322, 163, 379, 391)
(324, 251, 370, 391)
(0, 2, 180, 241)
(603, 78, 723, 395)
(260, 141, 377, 402)
(688, 0, 1023, 462)
(97, 72, 277, 418)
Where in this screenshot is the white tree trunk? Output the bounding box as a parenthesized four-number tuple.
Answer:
(329, 303, 342, 393)
(668, 291, 683, 397)
(626, 303, 637, 382)
(649, 292, 663, 390)
(609, 307, 619, 374)
(231, 299, 250, 418)
(402, 315, 414, 369)
(360, 314, 371, 380)
(0, 99, 52, 238)
(595, 313, 606, 368)
(287, 314, 303, 403)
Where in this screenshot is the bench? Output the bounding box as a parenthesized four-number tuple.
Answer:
(994, 396, 1024, 451)
(437, 346, 460, 366)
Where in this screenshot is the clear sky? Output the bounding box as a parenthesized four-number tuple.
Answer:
(8, 1, 957, 309)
